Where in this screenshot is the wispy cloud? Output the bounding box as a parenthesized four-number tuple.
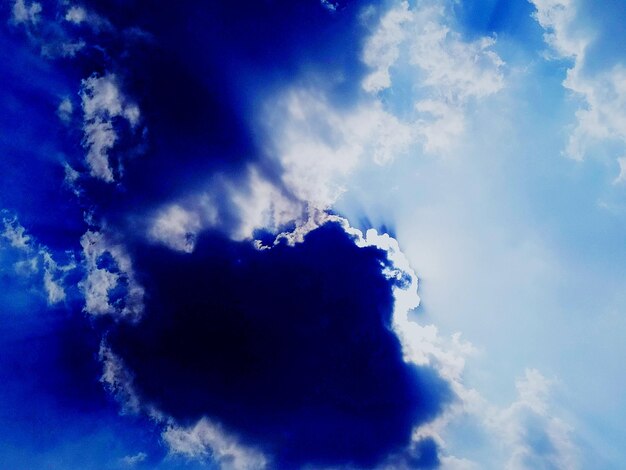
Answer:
(530, 0, 626, 171)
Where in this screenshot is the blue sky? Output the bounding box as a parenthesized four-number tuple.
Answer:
(2, 0, 626, 468)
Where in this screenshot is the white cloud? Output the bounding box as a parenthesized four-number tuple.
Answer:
(121, 452, 147, 466)
(1, 213, 75, 304)
(40, 249, 73, 304)
(530, 0, 626, 166)
(80, 74, 141, 182)
(320, 0, 337, 12)
(149, 2, 502, 250)
(265, 88, 413, 209)
(99, 344, 143, 415)
(613, 156, 626, 184)
(530, 0, 583, 59)
(146, 165, 304, 250)
(361, 1, 412, 93)
(228, 166, 304, 241)
(407, 12, 504, 102)
(2, 215, 33, 251)
(57, 97, 73, 123)
(79, 230, 144, 320)
(148, 204, 205, 253)
(65, 6, 87, 24)
(163, 418, 267, 470)
(148, 90, 412, 249)
(488, 369, 579, 470)
(100, 343, 267, 470)
(439, 455, 481, 470)
(361, 1, 504, 154)
(64, 5, 113, 33)
(415, 99, 465, 155)
(12, 0, 42, 25)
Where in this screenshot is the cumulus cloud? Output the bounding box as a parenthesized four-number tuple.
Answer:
(530, 0, 626, 167)
(80, 74, 141, 183)
(79, 230, 144, 320)
(362, 0, 505, 154)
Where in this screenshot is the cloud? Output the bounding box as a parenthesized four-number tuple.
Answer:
(11, 0, 42, 25)
(614, 156, 626, 184)
(99, 345, 143, 415)
(163, 418, 267, 470)
(120, 452, 147, 466)
(80, 74, 141, 183)
(79, 230, 144, 320)
(361, 0, 505, 154)
(263, 88, 413, 210)
(489, 369, 578, 470)
(64, 6, 87, 24)
(1, 2, 498, 467)
(146, 85, 412, 251)
(57, 98, 74, 123)
(2, 214, 33, 251)
(530, 0, 626, 167)
(104, 220, 452, 468)
(227, 166, 304, 241)
(148, 204, 205, 254)
(361, 2, 413, 93)
(1, 213, 75, 305)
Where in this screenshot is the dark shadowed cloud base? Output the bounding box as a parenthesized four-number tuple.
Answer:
(107, 223, 451, 468)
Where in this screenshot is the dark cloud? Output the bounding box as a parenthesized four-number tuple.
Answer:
(2, 1, 455, 468)
(106, 222, 451, 468)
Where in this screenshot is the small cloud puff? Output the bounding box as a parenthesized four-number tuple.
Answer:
(80, 74, 141, 183)
(12, 0, 42, 25)
(79, 230, 144, 320)
(120, 452, 147, 466)
(57, 97, 73, 123)
(65, 6, 87, 24)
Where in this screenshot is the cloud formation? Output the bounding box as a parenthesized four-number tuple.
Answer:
(530, 0, 626, 168)
(490, 369, 578, 470)
(1, 1, 519, 467)
(362, 0, 505, 154)
(104, 221, 452, 468)
(79, 230, 144, 320)
(80, 74, 141, 183)
(1, 213, 75, 305)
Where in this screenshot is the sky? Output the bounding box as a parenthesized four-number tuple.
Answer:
(1, 0, 626, 468)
